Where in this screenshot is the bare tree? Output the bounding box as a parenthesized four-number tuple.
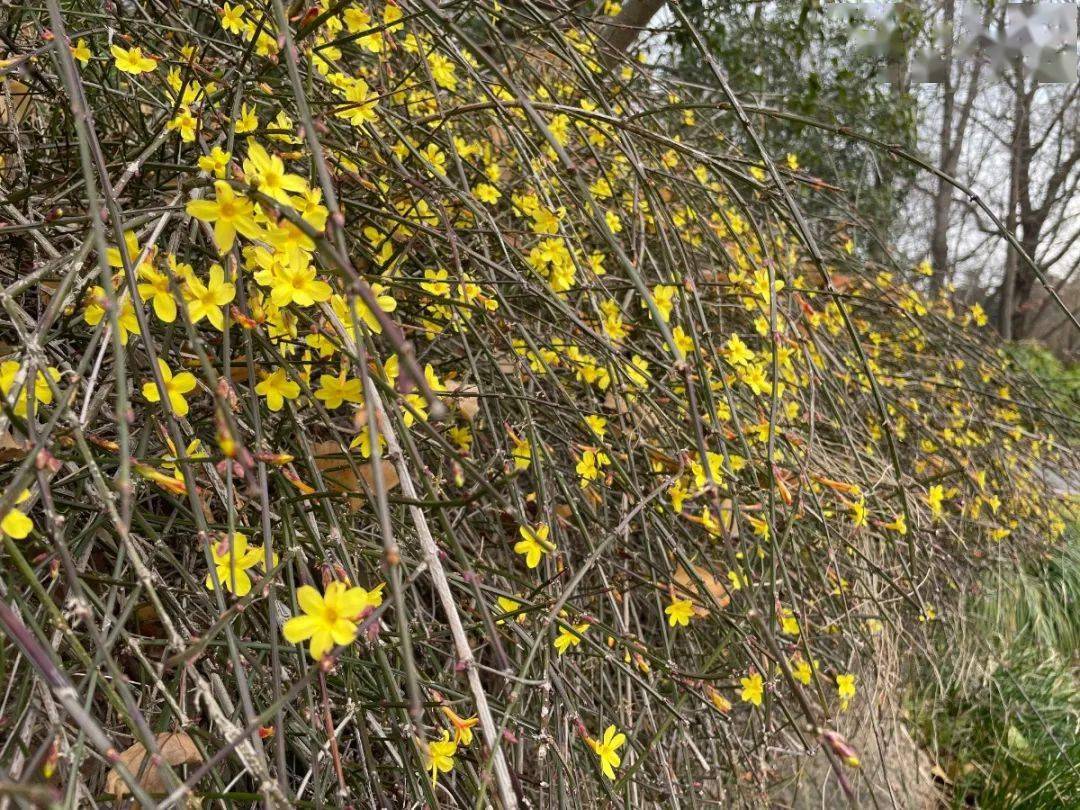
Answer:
(929, 0, 985, 289)
(985, 49, 1079, 339)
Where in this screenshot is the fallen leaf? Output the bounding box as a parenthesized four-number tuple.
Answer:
(672, 562, 731, 616)
(0, 79, 31, 128)
(603, 390, 630, 414)
(357, 459, 399, 494)
(313, 441, 398, 510)
(0, 429, 30, 462)
(714, 498, 737, 538)
(104, 731, 202, 798)
(443, 380, 479, 422)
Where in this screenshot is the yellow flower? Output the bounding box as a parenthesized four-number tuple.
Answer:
(184, 263, 235, 330)
(343, 6, 371, 33)
(167, 106, 198, 142)
(293, 188, 330, 230)
(474, 183, 501, 204)
(441, 706, 479, 746)
(425, 731, 457, 784)
(314, 370, 363, 409)
(349, 424, 386, 458)
(205, 533, 268, 597)
(791, 657, 814, 685)
(268, 263, 332, 308)
(427, 52, 457, 91)
(723, 333, 754, 367)
(670, 325, 694, 354)
(883, 513, 907, 535)
(83, 288, 141, 345)
(514, 523, 553, 569)
(383, 3, 404, 32)
(850, 498, 867, 527)
(668, 479, 688, 513)
(242, 141, 308, 204)
(255, 368, 300, 411)
(739, 362, 770, 396)
(927, 484, 944, 518)
(262, 220, 315, 262)
(625, 354, 649, 389)
(495, 595, 524, 625)
(0, 362, 60, 418)
(740, 673, 764, 707)
(836, 673, 856, 710)
(780, 608, 800, 636)
(106, 230, 141, 268)
(235, 103, 258, 134)
(161, 436, 205, 485)
(553, 621, 588, 655)
(70, 38, 91, 65)
(665, 597, 694, 628)
(185, 181, 261, 253)
(331, 287, 395, 338)
(282, 581, 380, 659)
(649, 284, 676, 322)
(330, 78, 378, 129)
(584, 415, 607, 438)
(137, 265, 177, 323)
(110, 44, 157, 75)
(142, 358, 198, 418)
(419, 142, 446, 176)
(587, 725, 626, 780)
(510, 434, 532, 470)
(220, 2, 246, 34)
(197, 146, 232, 178)
(1, 490, 34, 539)
(575, 449, 609, 487)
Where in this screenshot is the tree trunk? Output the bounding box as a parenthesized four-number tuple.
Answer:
(999, 72, 1024, 340)
(930, 0, 985, 291)
(597, 0, 669, 66)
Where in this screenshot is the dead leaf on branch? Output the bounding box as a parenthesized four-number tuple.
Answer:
(104, 731, 202, 799)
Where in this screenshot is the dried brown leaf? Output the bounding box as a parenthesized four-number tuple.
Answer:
(672, 562, 731, 616)
(104, 731, 202, 798)
(313, 441, 398, 510)
(0, 429, 30, 462)
(443, 380, 479, 421)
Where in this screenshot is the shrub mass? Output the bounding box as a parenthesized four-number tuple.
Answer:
(0, 1, 1075, 806)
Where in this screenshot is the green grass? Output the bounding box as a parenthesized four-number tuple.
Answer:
(977, 539, 1080, 659)
(1004, 342, 1080, 421)
(912, 526, 1080, 808)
